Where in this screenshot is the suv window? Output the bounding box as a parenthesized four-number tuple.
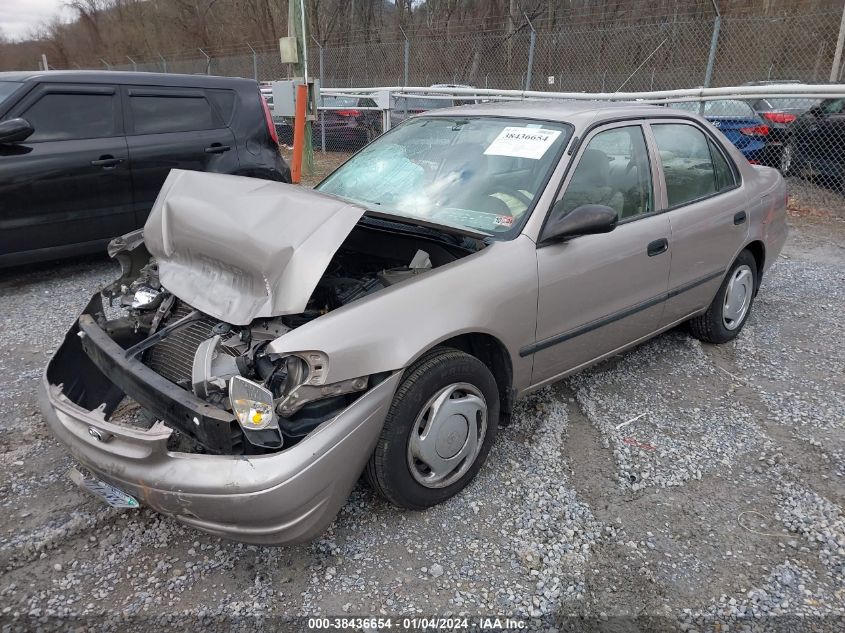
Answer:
(22, 92, 116, 142)
(709, 138, 737, 191)
(130, 95, 218, 134)
(652, 123, 717, 207)
(557, 125, 653, 220)
(206, 89, 236, 124)
(821, 98, 845, 115)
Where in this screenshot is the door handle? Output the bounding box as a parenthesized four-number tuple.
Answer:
(647, 238, 669, 257)
(734, 211, 747, 225)
(205, 144, 231, 154)
(91, 155, 124, 168)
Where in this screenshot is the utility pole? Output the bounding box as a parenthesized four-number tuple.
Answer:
(289, 0, 313, 174)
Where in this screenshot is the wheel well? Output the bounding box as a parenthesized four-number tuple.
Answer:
(745, 240, 766, 289)
(437, 333, 515, 426)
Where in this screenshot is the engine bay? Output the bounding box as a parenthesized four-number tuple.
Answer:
(100, 223, 480, 455)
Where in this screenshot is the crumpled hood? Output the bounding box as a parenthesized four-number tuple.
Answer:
(143, 169, 365, 325)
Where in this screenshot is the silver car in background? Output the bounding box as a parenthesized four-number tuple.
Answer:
(40, 101, 787, 544)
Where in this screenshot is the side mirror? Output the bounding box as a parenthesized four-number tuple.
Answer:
(0, 118, 34, 144)
(540, 203, 619, 244)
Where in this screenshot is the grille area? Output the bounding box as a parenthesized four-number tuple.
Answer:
(144, 301, 233, 387)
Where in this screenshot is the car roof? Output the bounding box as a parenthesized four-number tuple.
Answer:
(0, 70, 257, 90)
(418, 99, 685, 125)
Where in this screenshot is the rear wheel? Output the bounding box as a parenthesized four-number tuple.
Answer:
(689, 250, 758, 344)
(365, 348, 499, 510)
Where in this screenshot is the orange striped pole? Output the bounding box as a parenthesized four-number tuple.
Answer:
(291, 83, 308, 184)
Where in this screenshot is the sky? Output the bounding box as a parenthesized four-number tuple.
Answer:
(0, 0, 70, 40)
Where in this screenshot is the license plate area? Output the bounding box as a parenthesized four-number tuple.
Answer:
(69, 468, 139, 509)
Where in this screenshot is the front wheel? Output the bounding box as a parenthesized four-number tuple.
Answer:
(688, 250, 758, 344)
(365, 348, 499, 510)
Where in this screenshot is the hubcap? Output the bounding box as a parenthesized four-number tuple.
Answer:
(407, 382, 487, 488)
(722, 265, 754, 330)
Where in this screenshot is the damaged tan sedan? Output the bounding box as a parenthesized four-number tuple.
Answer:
(40, 101, 787, 544)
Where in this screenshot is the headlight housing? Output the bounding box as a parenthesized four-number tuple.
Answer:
(229, 375, 282, 449)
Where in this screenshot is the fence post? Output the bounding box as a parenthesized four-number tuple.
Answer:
(100, 58, 111, 70)
(524, 12, 536, 91)
(158, 53, 167, 73)
(400, 26, 410, 86)
(246, 42, 258, 81)
(703, 1, 721, 90)
(311, 35, 326, 153)
(127, 56, 137, 72)
(831, 2, 845, 83)
(199, 48, 211, 75)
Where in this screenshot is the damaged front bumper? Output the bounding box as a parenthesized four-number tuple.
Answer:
(39, 294, 401, 545)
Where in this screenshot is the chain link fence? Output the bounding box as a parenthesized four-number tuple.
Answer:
(87, 2, 845, 215)
(100, 7, 845, 92)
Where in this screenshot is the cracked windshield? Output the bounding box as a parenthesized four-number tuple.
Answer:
(316, 116, 572, 236)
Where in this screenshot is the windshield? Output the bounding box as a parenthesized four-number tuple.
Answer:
(316, 116, 572, 237)
(0, 82, 22, 106)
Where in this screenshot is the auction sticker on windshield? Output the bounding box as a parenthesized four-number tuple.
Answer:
(484, 126, 562, 159)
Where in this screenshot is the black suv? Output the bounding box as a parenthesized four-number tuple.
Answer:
(0, 71, 290, 266)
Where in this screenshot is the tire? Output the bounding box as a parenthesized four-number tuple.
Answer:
(365, 348, 500, 510)
(689, 250, 758, 344)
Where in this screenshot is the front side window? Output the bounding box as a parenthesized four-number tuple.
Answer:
(556, 125, 653, 221)
(130, 95, 218, 134)
(317, 116, 571, 237)
(652, 123, 717, 207)
(0, 82, 22, 107)
(22, 92, 115, 142)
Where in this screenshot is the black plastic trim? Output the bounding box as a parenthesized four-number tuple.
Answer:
(519, 268, 724, 357)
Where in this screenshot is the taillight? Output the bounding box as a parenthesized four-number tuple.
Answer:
(740, 125, 770, 137)
(261, 95, 279, 144)
(336, 109, 361, 117)
(762, 112, 796, 124)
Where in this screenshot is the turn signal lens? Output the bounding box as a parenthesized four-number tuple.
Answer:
(740, 125, 770, 136)
(230, 376, 278, 431)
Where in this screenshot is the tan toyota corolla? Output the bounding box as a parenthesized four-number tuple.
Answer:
(40, 101, 787, 544)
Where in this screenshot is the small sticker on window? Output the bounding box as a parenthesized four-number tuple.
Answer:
(493, 215, 515, 227)
(484, 127, 562, 159)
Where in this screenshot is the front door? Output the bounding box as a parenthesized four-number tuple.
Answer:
(0, 84, 132, 261)
(530, 123, 672, 385)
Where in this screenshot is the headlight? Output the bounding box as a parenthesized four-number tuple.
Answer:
(229, 375, 282, 449)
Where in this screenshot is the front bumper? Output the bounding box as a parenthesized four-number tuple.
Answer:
(39, 295, 401, 545)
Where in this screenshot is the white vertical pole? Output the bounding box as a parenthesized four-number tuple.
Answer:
(831, 2, 845, 83)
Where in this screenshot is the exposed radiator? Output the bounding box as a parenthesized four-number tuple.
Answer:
(144, 301, 235, 387)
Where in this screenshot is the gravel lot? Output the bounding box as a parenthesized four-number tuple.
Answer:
(0, 177, 843, 631)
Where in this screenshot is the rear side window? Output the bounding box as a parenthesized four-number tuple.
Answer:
(130, 95, 218, 134)
(22, 93, 116, 142)
(652, 123, 717, 207)
(709, 138, 738, 191)
(206, 89, 236, 124)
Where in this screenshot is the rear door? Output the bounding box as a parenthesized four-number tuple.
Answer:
(123, 86, 238, 227)
(0, 83, 132, 261)
(648, 121, 750, 325)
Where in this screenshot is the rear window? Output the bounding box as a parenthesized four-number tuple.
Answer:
(130, 95, 219, 134)
(206, 89, 236, 124)
(0, 82, 22, 106)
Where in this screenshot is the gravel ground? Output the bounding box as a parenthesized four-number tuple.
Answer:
(0, 180, 843, 631)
